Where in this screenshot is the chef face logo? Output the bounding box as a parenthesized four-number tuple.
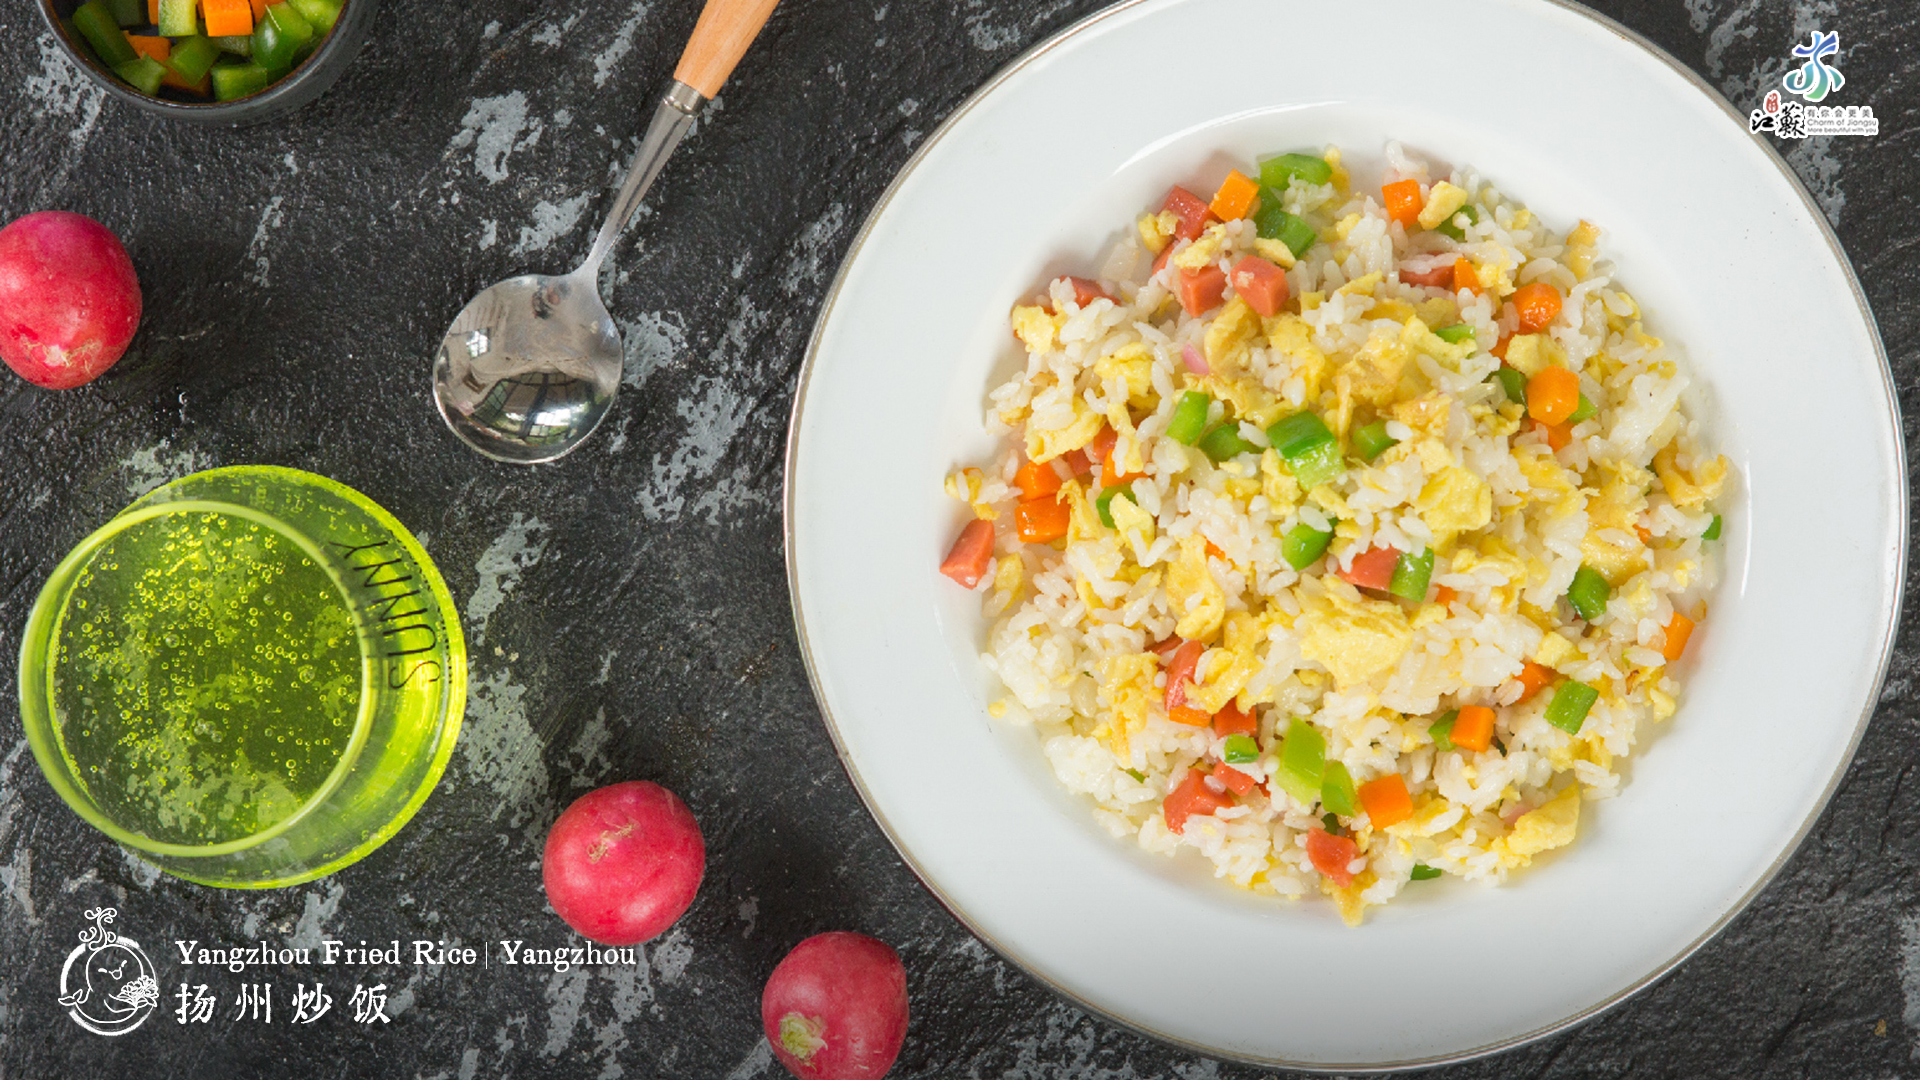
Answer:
(57, 907, 159, 1036)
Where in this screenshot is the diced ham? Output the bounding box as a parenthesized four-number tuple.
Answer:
(1306, 828, 1359, 886)
(1229, 255, 1290, 317)
(1339, 546, 1401, 591)
(1057, 275, 1112, 308)
(1210, 761, 1258, 797)
(938, 520, 995, 588)
(1399, 261, 1455, 287)
(1163, 769, 1233, 834)
(1161, 186, 1217, 242)
(1177, 266, 1228, 316)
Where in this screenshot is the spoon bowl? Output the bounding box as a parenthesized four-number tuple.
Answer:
(432, 270, 621, 464)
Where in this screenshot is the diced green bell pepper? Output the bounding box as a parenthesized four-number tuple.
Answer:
(1703, 514, 1722, 541)
(1281, 522, 1333, 570)
(212, 34, 254, 56)
(105, 0, 145, 28)
(1095, 487, 1137, 530)
(157, 0, 197, 37)
(1353, 420, 1397, 462)
(253, 1, 313, 72)
(1491, 366, 1527, 404)
(1410, 863, 1442, 880)
(1196, 423, 1257, 463)
(1545, 681, 1599, 734)
(1567, 565, 1610, 621)
(1434, 203, 1481, 241)
(1252, 190, 1318, 258)
(1222, 734, 1259, 765)
(1166, 391, 1211, 445)
(287, 0, 341, 33)
(1428, 710, 1459, 752)
(113, 55, 166, 94)
(1266, 411, 1342, 489)
(1389, 547, 1435, 602)
(74, 1, 137, 66)
(1569, 392, 1598, 424)
(211, 60, 275, 100)
(1258, 152, 1332, 193)
(166, 35, 221, 83)
(1434, 323, 1477, 345)
(1320, 760, 1356, 817)
(1275, 717, 1327, 807)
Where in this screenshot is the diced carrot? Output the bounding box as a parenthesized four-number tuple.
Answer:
(125, 34, 170, 62)
(1162, 186, 1217, 242)
(160, 67, 210, 94)
(1453, 256, 1482, 295)
(1013, 459, 1062, 499)
(1209, 169, 1260, 221)
(1054, 276, 1112, 310)
(938, 520, 996, 588)
(1163, 769, 1232, 835)
(1635, 523, 1653, 545)
(1526, 365, 1581, 426)
(1512, 282, 1564, 333)
(1661, 612, 1696, 662)
(1433, 584, 1457, 607)
(1203, 538, 1224, 560)
(1381, 179, 1423, 228)
(1516, 661, 1555, 703)
(1211, 761, 1258, 797)
(1451, 705, 1496, 753)
(1358, 774, 1414, 828)
(1211, 700, 1256, 736)
(1014, 495, 1070, 543)
(1305, 828, 1358, 886)
(1399, 262, 1454, 287)
(1531, 418, 1572, 451)
(1492, 333, 1513, 360)
(1061, 448, 1092, 477)
(1177, 266, 1228, 317)
(202, 0, 254, 37)
(249, 0, 268, 17)
(1086, 425, 1115, 468)
(1339, 546, 1401, 591)
(147, 0, 159, 21)
(1169, 704, 1212, 726)
(1228, 255, 1289, 317)
(1101, 445, 1145, 489)
(1164, 640, 1205, 714)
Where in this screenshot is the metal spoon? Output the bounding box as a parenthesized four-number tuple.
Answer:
(432, 0, 782, 463)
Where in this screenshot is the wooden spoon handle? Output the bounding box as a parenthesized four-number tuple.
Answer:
(672, 0, 782, 99)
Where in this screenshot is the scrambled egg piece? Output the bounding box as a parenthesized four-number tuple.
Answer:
(992, 554, 1023, 600)
(1188, 610, 1267, 713)
(1501, 333, 1554, 378)
(1061, 480, 1104, 543)
(1491, 786, 1580, 867)
(1108, 489, 1156, 550)
(1417, 466, 1493, 549)
(1267, 315, 1331, 402)
(1168, 533, 1226, 640)
(1204, 297, 1260, 372)
(1093, 652, 1159, 757)
(1565, 220, 1602, 278)
(1416, 181, 1470, 231)
(1011, 305, 1060, 354)
(944, 467, 997, 520)
(1252, 237, 1297, 268)
(1095, 343, 1155, 408)
(1653, 443, 1730, 510)
(1532, 631, 1577, 669)
(1260, 449, 1302, 517)
(1337, 324, 1412, 407)
(1137, 210, 1178, 255)
(1403, 317, 1476, 366)
(1025, 399, 1104, 463)
(1172, 223, 1227, 271)
(1206, 373, 1284, 429)
(1327, 873, 1372, 928)
(1323, 146, 1349, 193)
(1391, 392, 1451, 439)
(1297, 579, 1413, 691)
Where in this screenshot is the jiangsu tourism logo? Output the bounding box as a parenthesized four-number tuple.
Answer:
(57, 907, 160, 1036)
(1749, 31, 1878, 138)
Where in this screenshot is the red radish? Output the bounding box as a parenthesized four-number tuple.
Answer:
(542, 781, 705, 946)
(762, 932, 909, 1080)
(0, 211, 140, 389)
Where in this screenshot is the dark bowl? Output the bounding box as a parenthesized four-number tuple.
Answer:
(37, 0, 376, 125)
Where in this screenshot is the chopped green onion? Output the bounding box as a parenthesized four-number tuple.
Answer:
(1123, 768, 1146, 783)
(1258, 152, 1333, 192)
(1253, 191, 1318, 258)
(1545, 681, 1599, 734)
(1275, 717, 1327, 807)
(1491, 366, 1527, 404)
(113, 55, 166, 94)
(1196, 423, 1257, 463)
(1569, 392, 1598, 424)
(1433, 323, 1477, 345)
(1434, 203, 1481, 241)
(1353, 420, 1398, 462)
(1492, 736, 1507, 755)
(1389, 547, 1435, 602)
(1095, 487, 1138, 530)
(287, 0, 342, 34)
(156, 0, 197, 38)
(166, 35, 222, 84)
(1410, 863, 1443, 881)
(73, 1, 137, 66)
(1322, 813, 1343, 834)
(1166, 391, 1211, 445)
(1266, 412, 1343, 489)
(1320, 761, 1356, 817)
(211, 61, 276, 101)
(1281, 522, 1334, 570)
(1567, 565, 1611, 622)
(1703, 514, 1722, 541)
(1222, 734, 1259, 764)
(1428, 710, 1458, 752)
(104, 0, 145, 27)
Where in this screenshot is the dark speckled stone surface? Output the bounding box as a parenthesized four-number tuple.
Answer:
(1, 0, 1916, 1076)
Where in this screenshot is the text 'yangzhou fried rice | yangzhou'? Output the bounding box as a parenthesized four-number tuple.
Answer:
(938, 143, 1731, 926)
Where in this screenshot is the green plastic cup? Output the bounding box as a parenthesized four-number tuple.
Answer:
(18, 466, 466, 888)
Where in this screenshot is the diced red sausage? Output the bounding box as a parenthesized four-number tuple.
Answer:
(1162, 186, 1218, 242)
(939, 520, 996, 588)
(1163, 769, 1233, 834)
(1177, 266, 1228, 316)
(1400, 261, 1455, 287)
(1229, 255, 1290, 317)
(1211, 700, 1257, 736)
(1057, 276, 1112, 308)
(1338, 546, 1401, 591)
(1210, 761, 1258, 797)
(1306, 828, 1359, 886)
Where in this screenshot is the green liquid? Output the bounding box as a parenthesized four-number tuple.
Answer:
(49, 510, 366, 847)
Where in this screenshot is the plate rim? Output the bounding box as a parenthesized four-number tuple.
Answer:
(781, 0, 1908, 1068)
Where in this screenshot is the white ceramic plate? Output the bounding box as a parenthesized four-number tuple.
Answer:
(785, 0, 1903, 1067)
